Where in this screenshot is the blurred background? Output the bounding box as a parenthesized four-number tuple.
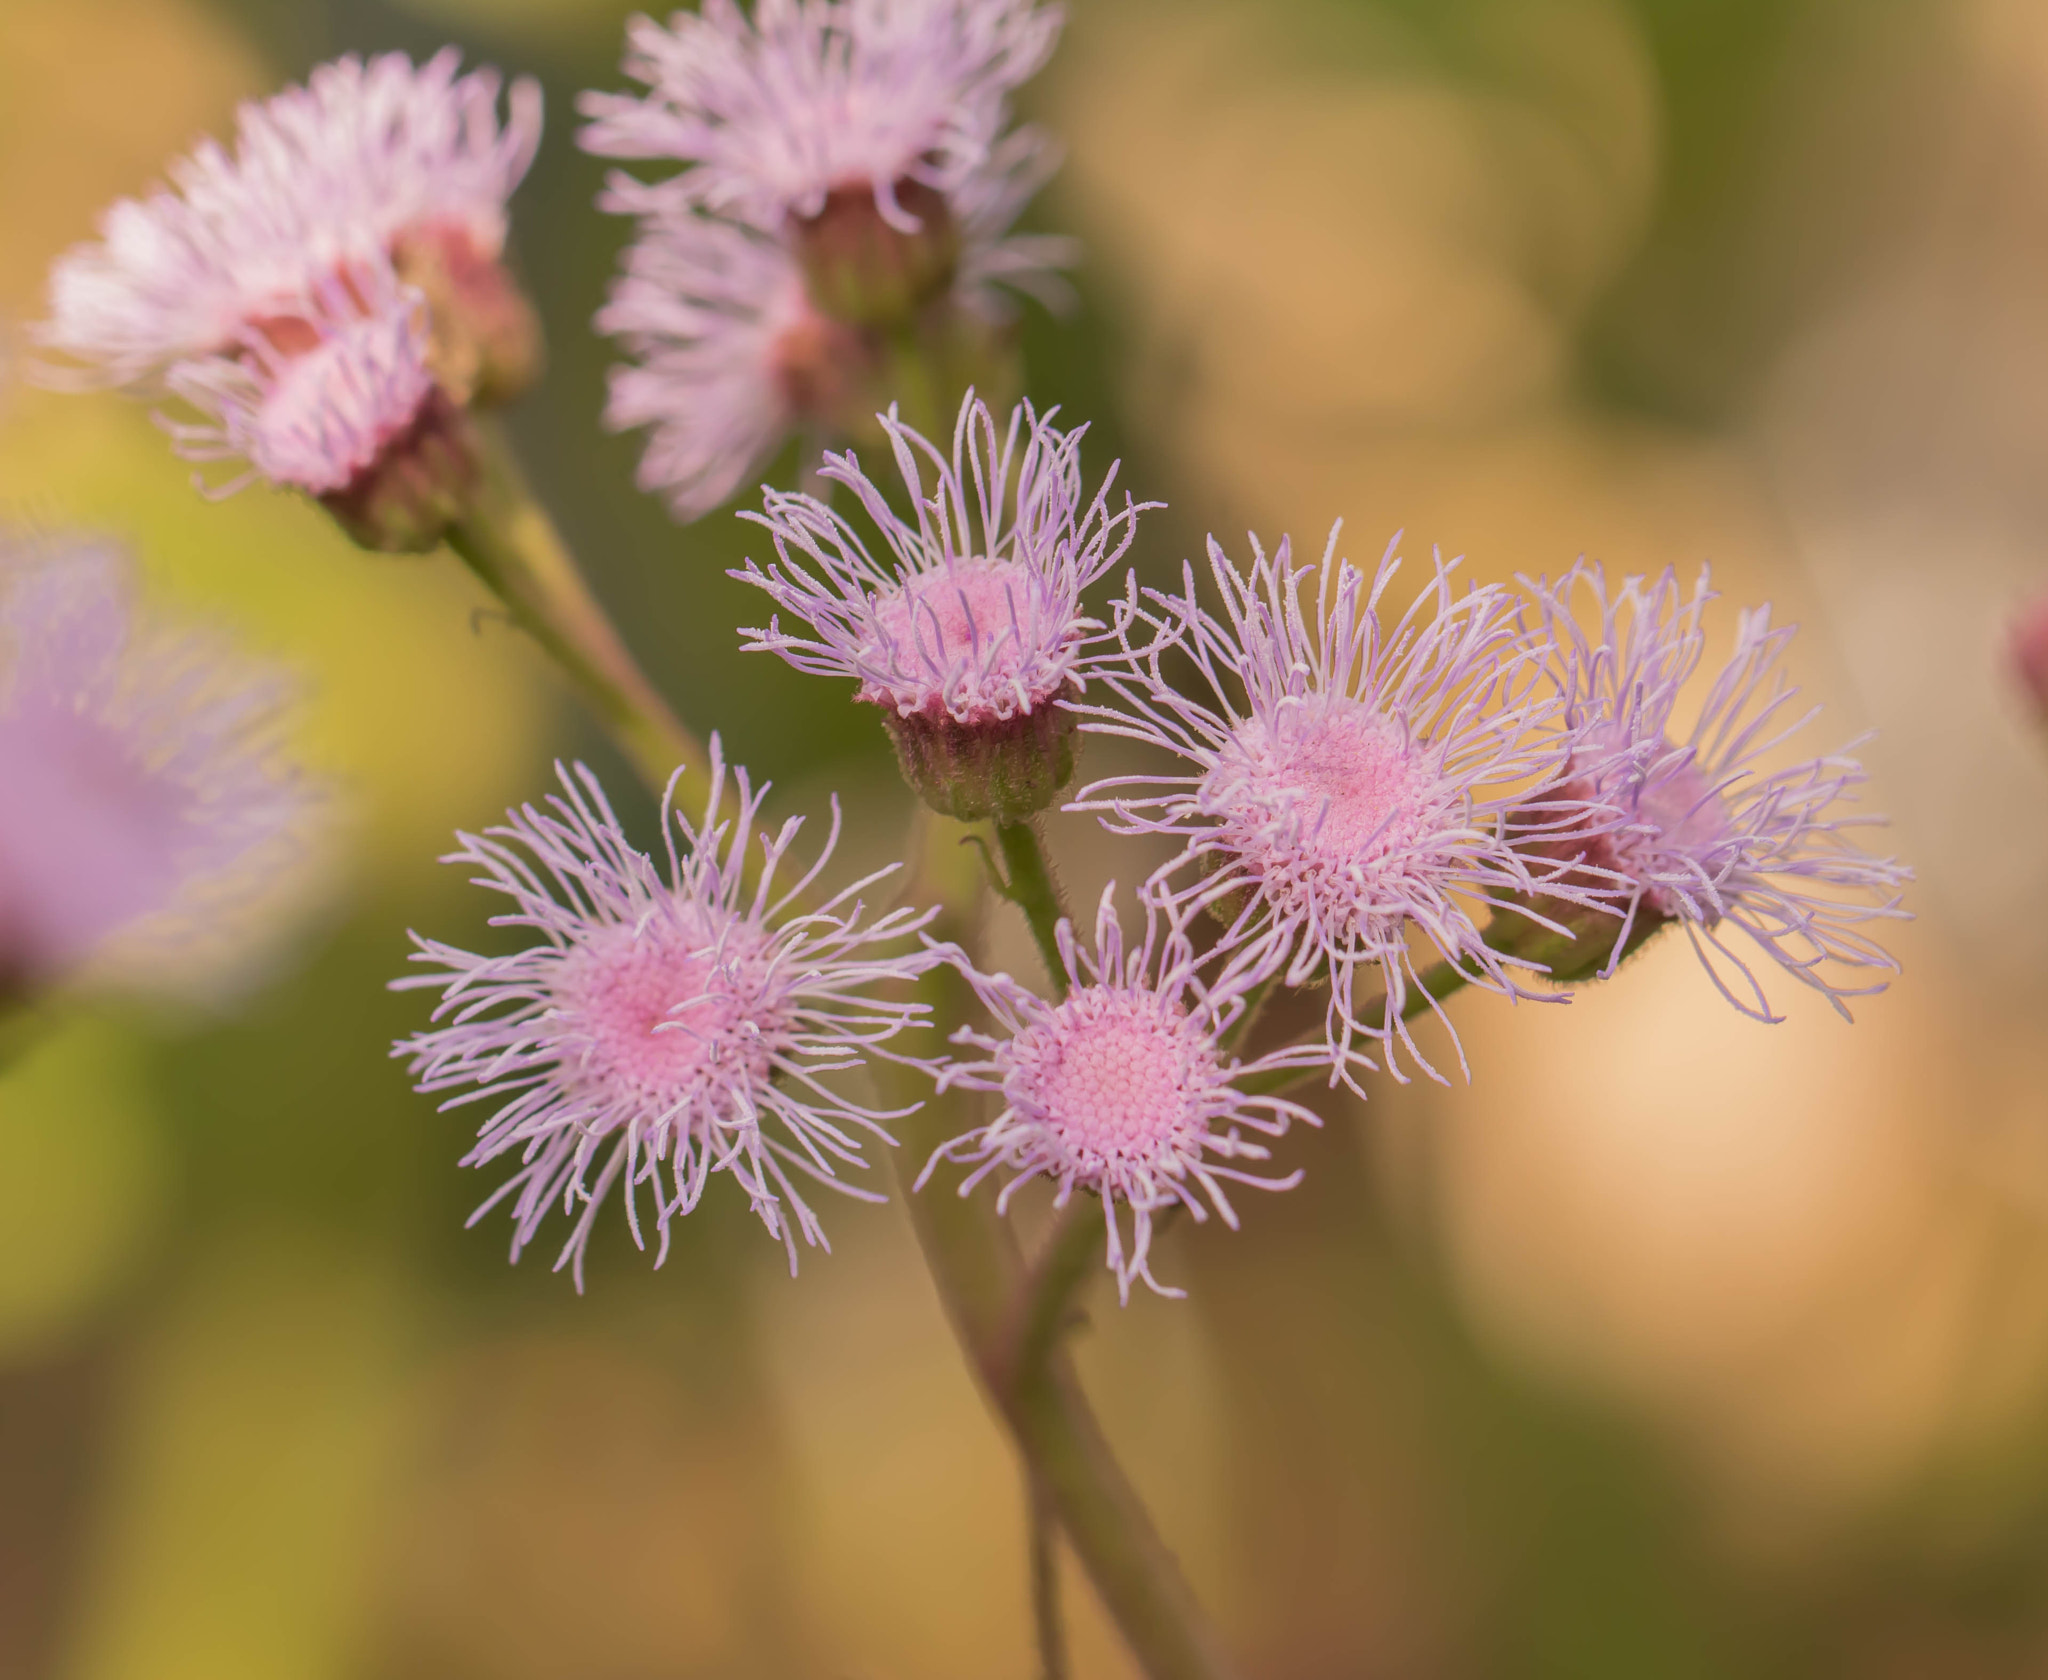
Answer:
(4, 0, 2048, 1674)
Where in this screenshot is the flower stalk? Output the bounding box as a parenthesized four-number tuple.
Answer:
(446, 417, 705, 804)
(882, 812, 1243, 1680)
(993, 818, 1072, 997)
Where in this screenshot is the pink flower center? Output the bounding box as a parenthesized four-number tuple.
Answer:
(861, 559, 1044, 714)
(1210, 698, 1434, 875)
(551, 913, 772, 1124)
(1006, 988, 1214, 1179)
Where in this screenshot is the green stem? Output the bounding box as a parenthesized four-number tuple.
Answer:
(446, 417, 707, 807)
(884, 812, 1242, 1680)
(1029, 1472, 1068, 1680)
(994, 1196, 1108, 1393)
(994, 818, 1071, 998)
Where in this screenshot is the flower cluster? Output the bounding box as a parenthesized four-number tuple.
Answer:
(23, 12, 1911, 1305)
(581, 0, 1072, 518)
(38, 49, 541, 547)
(394, 746, 938, 1283)
(0, 533, 323, 1004)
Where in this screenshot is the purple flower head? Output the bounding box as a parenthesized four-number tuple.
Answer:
(1527, 562, 1910, 1020)
(0, 535, 322, 1002)
(394, 745, 939, 1286)
(918, 886, 1337, 1302)
(736, 392, 1149, 725)
(595, 214, 863, 519)
(1074, 527, 1605, 1083)
(38, 49, 540, 391)
(580, 0, 1064, 259)
(159, 261, 438, 498)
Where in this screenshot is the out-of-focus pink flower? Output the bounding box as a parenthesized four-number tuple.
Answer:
(580, 0, 1062, 250)
(39, 49, 540, 389)
(394, 746, 939, 1286)
(160, 264, 438, 498)
(920, 886, 1335, 1302)
(0, 535, 322, 1002)
(594, 215, 849, 520)
(579, 0, 1074, 520)
(2012, 589, 2048, 722)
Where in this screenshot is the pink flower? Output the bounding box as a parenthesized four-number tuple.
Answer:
(159, 262, 438, 498)
(919, 886, 1334, 1302)
(580, 0, 1063, 252)
(595, 214, 856, 519)
(736, 392, 1147, 724)
(0, 535, 321, 1001)
(1073, 527, 1604, 1082)
(2013, 588, 2048, 722)
(39, 49, 540, 389)
(394, 746, 939, 1285)
(1527, 562, 1910, 1019)
(579, 0, 1074, 519)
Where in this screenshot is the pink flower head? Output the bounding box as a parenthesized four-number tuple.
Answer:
(394, 746, 939, 1286)
(919, 886, 1336, 1302)
(159, 261, 437, 498)
(595, 214, 860, 518)
(1074, 527, 1604, 1082)
(1528, 562, 1910, 1020)
(38, 49, 541, 389)
(580, 0, 1063, 257)
(735, 392, 1149, 724)
(0, 534, 321, 1001)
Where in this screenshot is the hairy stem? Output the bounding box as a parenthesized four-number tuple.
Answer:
(994, 818, 1071, 998)
(884, 812, 1242, 1680)
(447, 417, 706, 805)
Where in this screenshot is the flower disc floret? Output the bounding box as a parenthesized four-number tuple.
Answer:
(394, 745, 939, 1285)
(1074, 526, 1610, 1082)
(919, 886, 1343, 1301)
(1527, 562, 1910, 1019)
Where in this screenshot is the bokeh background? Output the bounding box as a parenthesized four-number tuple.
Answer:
(4, 0, 2048, 1674)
